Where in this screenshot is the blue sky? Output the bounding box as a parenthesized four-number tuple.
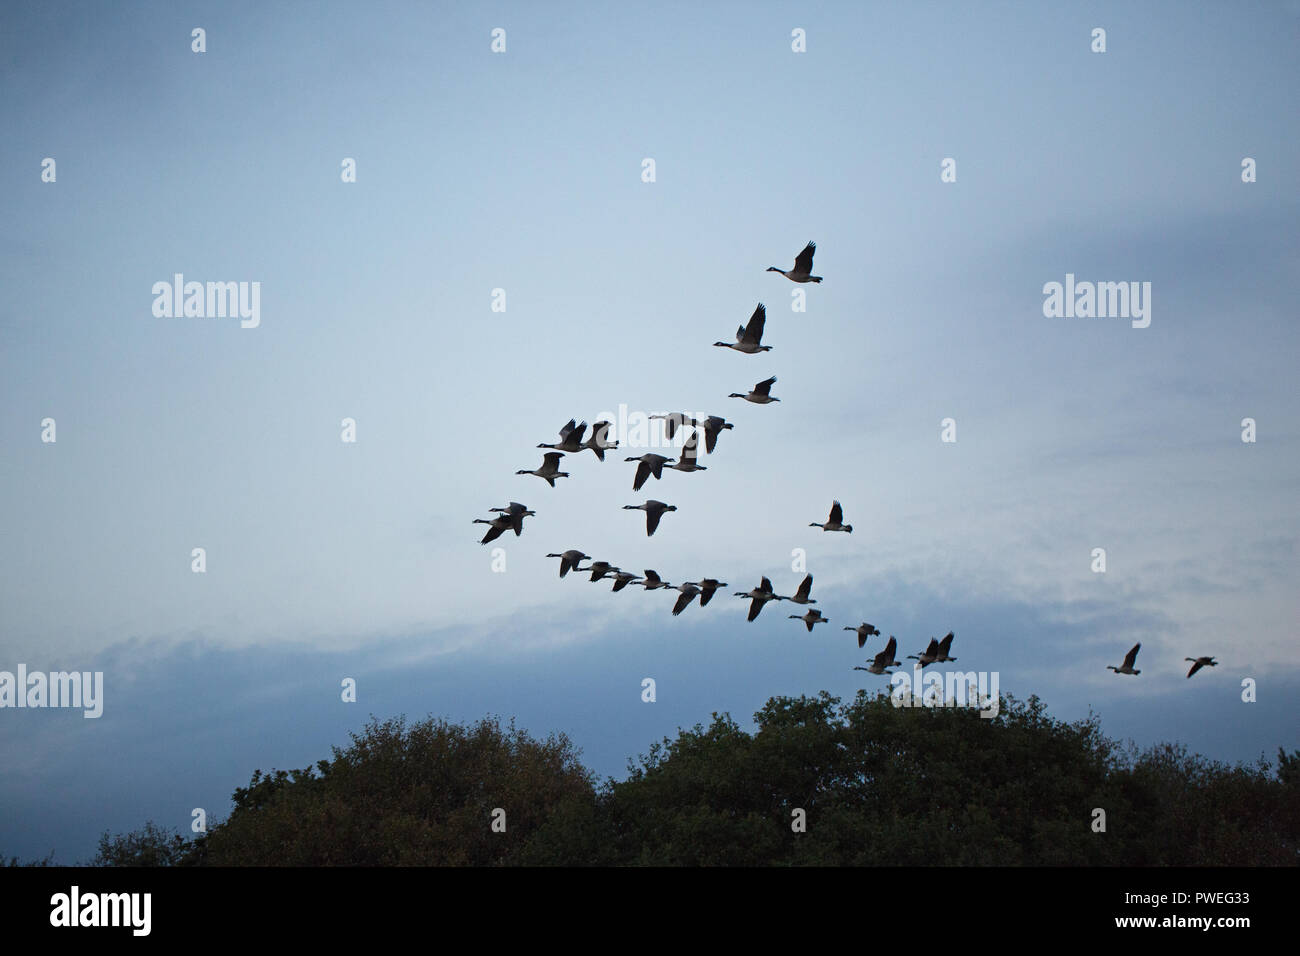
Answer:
(1, 1, 1297, 862)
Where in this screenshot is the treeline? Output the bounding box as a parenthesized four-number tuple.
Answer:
(22, 691, 1300, 866)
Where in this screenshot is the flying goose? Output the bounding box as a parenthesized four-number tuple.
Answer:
(700, 415, 733, 454)
(789, 608, 828, 632)
(695, 578, 728, 606)
(473, 513, 513, 545)
(538, 419, 587, 454)
(729, 376, 780, 404)
(907, 638, 942, 668)
(854, 636, 901, 675)
(517, 452, 570, 487)
(810, 500, 852, 533)
(767, 241, 822, 283)
(667, 433, 708, 473)
(488, 502, 534, 535)
(639, 569, 673, 591)
(585, 560, 619, 582)
(782, 573, 817, 605)
(545, 549, 589, 578)
(714, 303, 772, 354)
(1107, 643, 1142, 675)
(649, 412, 696, 441)
(844, 623, 881, 648)
(671, 583, 701, 616)
(1185, 656, 1217, 678)
(609, 570, 644, 592)
(581, 421, 619, 461)
(625, 453, 675, 492)
(623, 500, 677, 536)
(735, 576, 780, 622)
(932, 631, 957, 662)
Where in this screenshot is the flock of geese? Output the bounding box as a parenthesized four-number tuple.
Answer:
(1106, 644, 1220, 679)
(473, 241, 1222, 684)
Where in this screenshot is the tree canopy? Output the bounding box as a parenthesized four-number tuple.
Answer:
(70, 692, 1300, 866)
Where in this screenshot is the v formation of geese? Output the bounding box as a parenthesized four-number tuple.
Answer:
(475, 240, 1217, 684)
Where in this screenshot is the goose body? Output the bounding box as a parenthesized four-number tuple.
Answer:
(488, 502, 534, 535)
(623, 499, 677, 536)
(639, 569, 673, 591)
(1108, 643, 1142, 675)
(844, 623, 881, 648)
(581, 421, 619, 461)
(610, 570, 644, 592)
(735, 575, 780, 622)
(1185, 656, 1217, 678)
(517, 451, 570, 487)
(695, 578, 727, 606)
(545, 549, 589, 578)
(625, 453, 675, 492)
(714, 303, 772, 353)
(585, 560, 619, 582)
(789, 608, 828, 632)
(855, 636, 901, 675)
(810, 500, 852, 533)
(730, 375, 780, 404)
(473, 514, 513, 544)
(700, 415, 733, 454)
(907, 637, 942, 668)
(932, 631, 957, 662)
(649, 412, 696, 441)
(538, 419, 587, 453)
(671, 583, 701, 616)
(767, 241, 822, 283)
(783, 573, 817, 605)
(667, 433, 707, 473)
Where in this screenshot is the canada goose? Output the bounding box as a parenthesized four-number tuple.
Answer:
(714, 303, 772, 354)
(672, 583, 701, 616)
(649, 412, 696, 441)
(782, 573, 817, 605)
(488, 502, 534, 535)
(735, 576, 780, 622)
(695, 578, 728, 606)
(667, 433, 708, 473)
(623, 500, 677, 536)
(517, 452, 570, 487)
(810, 500, 852, 533)
(789, 608, 828, 632)
(932, 631, 957, 662)
(855, 636, 901, 675)
(1107, 643, 1142, 675)
(1185, 656, 1218, 678)
(844, 623, 881, 649)
(581, 421, 619, 461)
(538, 419, 587, 453)
(700, 415, 733, 454)
(729, 376, 780, 404)
(625, 453, 675, 492)
(639, 569, 673, 591)
(907, 638, 942, 668)
(585, 560, 619, 582)
(609, 570, 644, 592)
(767, 241, 822, 283)
(473, 514, 513, 545)
(545, 549, 589, 578)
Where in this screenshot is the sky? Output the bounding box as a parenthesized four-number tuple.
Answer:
(1, 1, 1297, 863)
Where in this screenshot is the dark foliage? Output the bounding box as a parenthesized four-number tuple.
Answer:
(81, 693, 1299, 866)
